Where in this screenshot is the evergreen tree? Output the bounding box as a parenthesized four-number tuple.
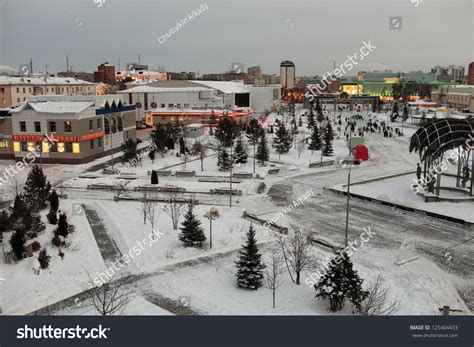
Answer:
(316, 99, 324, 123)
(298, 116, 303, 127)
(10, 226, 26, 260)
(314, 253, 368, 312)
(55, 213, 69, 238)
(234, 138, 248, 164)
(23, 165, 51, 210)
(256, 133, 270, 166)
(307, 107, 315, 130)
(38, 249, 51, 269)
(235, 224, 265, 289)
(215, 117, 239, 147)
(322, 122, 334, 156)
(217, 147, 232, 171)
(28, 212, 45, 239)
(308, 124, 323, 151)
(402, 104, 409, 121)
(246, 118, 263, 146)
(151, 123, 171, 154)
(178, 205, 206, 247)
(49, 190, 59, 212)
(273, 123, 292, 157)
(148, 148, 156, 164)
(47, 210, 58, 225)
(151, 170, 159, 185)
(121, 139, 139, 165)
(0, 210, 9, 233)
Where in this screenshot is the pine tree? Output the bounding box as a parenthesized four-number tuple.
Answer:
(215, 117, 239, 147)
(28, 212, 45, 239)
(151, 170, 159, 185)
(235, 224, 265, 289)
(47, 210, 58, 225)
(148, 148, 156, 163)
(217, 147, 232, 171)
(38, 249, 51, 269)
(322, 122, 334, 156)
(9, 195, 26, 223)
(298, 116, 303, 127)
(121, 139, 139, 165)
(49, 190, 59, 212)
(314, 253, 368, 312)
(23, 165, 51, 211)
(10, 226, 26, 260)
(179, 205, 206, 247)
(256, 133, 270, 166)
(0, 210, 9, 233)
(234, 138, 248, 165)
(307, 107, 315, 130)
(308, 124, 322, 151)
(55, 213, 69, 238)
(316, 99, 324, 123)
(273, 123, 292, 157)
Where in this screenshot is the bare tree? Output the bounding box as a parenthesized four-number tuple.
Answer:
(113, 181, 129, 202)
(358, 276, 401, 316)
(146, 197, 160, 239)
(162, 191, 186, 230)
(9, 176, 22, 198)
(264, 251, 285, 308)
(55, 182, 67, 199)
(83, 272, 132, 316)
(140, 191, 152, 225)
(278, 228, 312, 285)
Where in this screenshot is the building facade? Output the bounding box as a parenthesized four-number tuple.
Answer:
(0, 76, 96, 108)
(94, 63, 116, 85)
(431, 85, 474, 112)
(4, 95, 136, 164)
(280, 61, 296, 89)
(468, 62, 474, 85)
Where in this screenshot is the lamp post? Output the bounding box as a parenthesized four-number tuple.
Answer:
(341, 159, 361, 248)
(0, 277, 4, 315)
(229, 140, 233, 207)
(204, 208, 220, 249)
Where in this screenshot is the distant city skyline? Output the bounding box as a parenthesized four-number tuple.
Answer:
(0, 0, 472, 76)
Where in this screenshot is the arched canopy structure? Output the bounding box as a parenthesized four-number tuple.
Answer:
(409, 118, 473, 162)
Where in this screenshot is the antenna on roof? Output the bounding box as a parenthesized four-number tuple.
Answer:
(138, 54, 141, 65)
(30, 58, 33, 75)
(66, 55, 69, 72)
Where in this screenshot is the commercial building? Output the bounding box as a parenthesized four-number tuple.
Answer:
(94, 63, 116, 85)
(115, 69, 168, 84)
(468, 62, 474, 85)
(280, 61, 296, 89)
(431, 65, 465, 83)
(1, 95, 136, 163)
(121, 80, 280, 122)
(0, 108, 13, 159)
(431, 85, 474, 112)
(0, 76, 96, 108)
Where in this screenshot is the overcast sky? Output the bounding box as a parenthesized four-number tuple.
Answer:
(0, 0, 472, 76)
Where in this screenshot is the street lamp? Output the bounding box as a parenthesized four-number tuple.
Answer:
(340, 158, 361, 248)
(204, 207, 220, 249)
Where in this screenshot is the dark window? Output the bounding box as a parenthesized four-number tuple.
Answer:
(97, 137, 102, 147)
(49, 121, 56, 133)
(90, 139, 95, 150)
(64, 121, 72, 133)
(129, 93, 132, 104)
(118, 117, 123, 131)
(20, 122, 26, 132)
(50, 142, 57, 152)
(110, 117, 117, 133)
(97, 118, 101, 129)
(65, 143, 73, 153)
(21, 141, 28, 151)
(104, 118, 110, 134)
(89, 120, 93, 131)
(144, 93, 148, 110)
(34, 121, 41, 132)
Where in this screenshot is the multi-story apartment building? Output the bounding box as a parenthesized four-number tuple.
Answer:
(0, 109, 13, 159)
(432, 85, 474, 112)
(0, 76, 96, 108)
(3, 95, 136, 164)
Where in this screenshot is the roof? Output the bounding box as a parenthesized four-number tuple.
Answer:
(191, 80, 250, 94)
(280, 60, 295, 67)
(120, 86, 211, 94)
(11, 101, 94, 114)
(0, 76, 94, 86)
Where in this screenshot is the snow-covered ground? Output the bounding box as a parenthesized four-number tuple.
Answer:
(1, 106, 472, 316)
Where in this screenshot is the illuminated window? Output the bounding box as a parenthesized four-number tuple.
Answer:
(42, 141, 50, 153)
(0, 140, 8, 148)
(13, 141, 21, 152)
(57, 143, 65, 153)
(27, 142, 35, 152)
(73, 143, 80, 154)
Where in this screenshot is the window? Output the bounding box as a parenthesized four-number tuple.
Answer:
(27, 142, 35, 152)
(65, 143, 73, 153)
(0, 88, 4, 93)
(118, 117, 123, 131)
(161, 103, 165, 108)
(29, 88, 32, 93)
(13, 142, 21, 152)
(97, 137, 102, 147)
(17, 98, 20, 103)
(20, 121, 26, 132)
(90, 139, 95, 150)
(184, 103, 190, 108)
(34, 121, 41, 132)
(110, 117, 117, 133)
(72, 143, 80, 154)
(104, 118, 110, 134)
(23, 88, 26, 93)
(177, 104, 181, 108)
(21, 142, 28, 152)
(64, 121, 72, 133)
(0, 140, 8, 148)
(168, 104, 174, 108)
(129, 94, 133, 104)
(125, 131, 129, 139)
(16, 88, 19, 93)
(97, 118, 101, 129)
(49, 121, 56, 132)
(89, 119, 93, 131)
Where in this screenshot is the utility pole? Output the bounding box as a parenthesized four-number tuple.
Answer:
(342, 159, 360, 248)
(66, 55, 69, 72)
(229, 140, 233, 207)
(253, 127, 256, 174)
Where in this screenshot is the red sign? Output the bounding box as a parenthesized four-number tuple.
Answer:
(13, 131, 105, 143)
(355, 144, 369, 161)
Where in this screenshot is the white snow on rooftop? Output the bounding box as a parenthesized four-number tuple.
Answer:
(120, 86, 211, 93)
(0, 76, 94, 85)
(11, 101, 94, 114)
(191, 80, 250, 94)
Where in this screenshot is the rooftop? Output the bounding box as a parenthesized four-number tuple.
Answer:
(0, 76, 94, 86)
